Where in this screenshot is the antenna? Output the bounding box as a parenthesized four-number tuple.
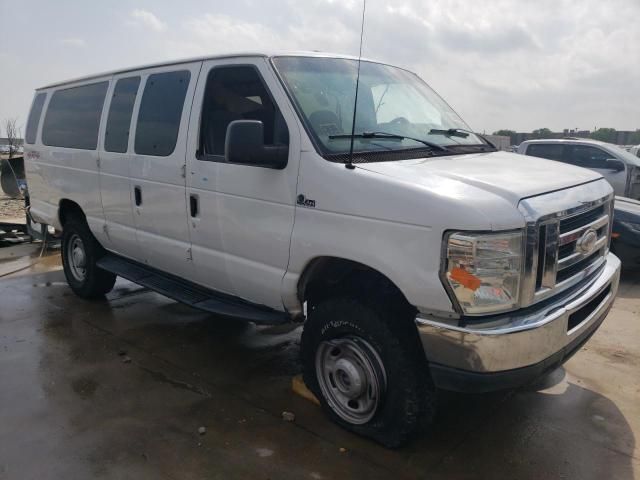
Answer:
(346, 0, 367, 170)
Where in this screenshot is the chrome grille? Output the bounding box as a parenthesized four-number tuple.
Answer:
(518, 180, 614, 307)
(535, 202, 610, 292)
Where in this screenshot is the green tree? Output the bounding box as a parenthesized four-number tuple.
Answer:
(590, 128, 617, 143)
(531, 128, 553, 139)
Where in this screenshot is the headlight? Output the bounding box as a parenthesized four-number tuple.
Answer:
(443, 231, 523, 315)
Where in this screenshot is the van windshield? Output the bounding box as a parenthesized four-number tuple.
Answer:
(272, 56, 483, 156)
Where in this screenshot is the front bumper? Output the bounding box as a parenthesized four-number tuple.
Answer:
(417, 252, 621, 393)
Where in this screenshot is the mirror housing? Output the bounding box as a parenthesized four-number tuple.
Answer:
(606, 158, 625, 172)
(225, 120, 288, 169)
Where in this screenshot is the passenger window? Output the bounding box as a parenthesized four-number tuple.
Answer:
(42, 81, 109, 150)
(135, 70, 190, 157)
(105, 77, 140, 153)
(25, 92, 47, 144)
(526, 144, 565, 161)
(199, 66, 289, 159)
(567, 146, 611, 169)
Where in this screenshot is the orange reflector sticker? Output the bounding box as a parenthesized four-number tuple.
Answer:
(450, 267, 481, 291)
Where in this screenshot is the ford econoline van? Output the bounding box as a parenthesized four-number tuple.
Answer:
(24, 52, 620, 447)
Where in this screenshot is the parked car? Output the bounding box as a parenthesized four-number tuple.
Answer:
(612, 196, 640, 267)
(630, 144, 640, 158)
(517, 138, 640, 199)
(24, 52, 621, 447)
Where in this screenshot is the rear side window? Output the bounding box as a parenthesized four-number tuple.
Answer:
(105, 77, 141, 153)
(135, 71, 190, 156)
(526, 143, 564, 161)
(42, 81, 109, 149)
(25, 92, 47, 144)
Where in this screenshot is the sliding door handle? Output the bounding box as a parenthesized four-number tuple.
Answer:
(134, 186, 142, 206)
(190, 194, 199, 217)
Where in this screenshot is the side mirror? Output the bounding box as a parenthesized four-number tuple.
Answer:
(606, 159, 625, 172)
(225, 120, 288, 169)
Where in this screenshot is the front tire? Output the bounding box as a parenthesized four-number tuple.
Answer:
(61, 217, 116, 298)
(301, 297, 436, 448)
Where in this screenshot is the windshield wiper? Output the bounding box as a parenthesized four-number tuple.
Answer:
(329, 131, 450, 152)
(428, 128, 497, 150)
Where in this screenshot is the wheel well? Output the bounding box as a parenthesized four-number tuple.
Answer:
(298, 257, 414, 314)
(299, 257, 425, 362)
(58, 199, 85, 227)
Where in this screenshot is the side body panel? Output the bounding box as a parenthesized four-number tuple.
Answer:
(185, 57, 302, 309)
(97, 74, 142, 259)
(127, 62, 201, 279)
(24, 77, 110, 245)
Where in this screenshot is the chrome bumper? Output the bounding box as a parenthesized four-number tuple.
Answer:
(417, 253, 621, 378)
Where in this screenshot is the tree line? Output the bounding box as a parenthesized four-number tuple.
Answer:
(493, 128, 640, 145)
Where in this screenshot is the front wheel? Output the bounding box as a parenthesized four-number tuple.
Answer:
(301, 298, 436, 447)
(61, 217, 116, 299)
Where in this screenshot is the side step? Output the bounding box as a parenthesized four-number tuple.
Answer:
(97, 254, 290, 325)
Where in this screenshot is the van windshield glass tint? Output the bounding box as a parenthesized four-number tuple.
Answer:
(135, 70, 190, 157)
(42, 81, 109, 150)
(105, 77, 140, 153)
(273, 56, 481, 155)
(25, 92, 47, 144)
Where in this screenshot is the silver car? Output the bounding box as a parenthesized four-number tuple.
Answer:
(518, 138, 640, 199)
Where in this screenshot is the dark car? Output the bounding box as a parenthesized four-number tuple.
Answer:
(612, 196, 640, 267)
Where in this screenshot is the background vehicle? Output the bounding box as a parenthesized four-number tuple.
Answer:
(612, 196, 640, 267)
(23, 52, 621, 447)
(630, 145, 640, 158)
(518, 138, 640, 199)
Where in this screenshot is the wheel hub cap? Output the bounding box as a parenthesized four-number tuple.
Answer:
(66, 234, 87, 282)
(315, 336, 387, 425)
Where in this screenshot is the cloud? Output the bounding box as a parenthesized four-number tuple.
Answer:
(60, 37, 86, 48)
(129, 9, 166, 32)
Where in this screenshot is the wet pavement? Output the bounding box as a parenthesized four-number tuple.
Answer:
(0, 245, 639, 479)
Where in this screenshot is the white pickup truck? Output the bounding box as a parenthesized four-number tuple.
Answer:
(23, 52, 620, 447)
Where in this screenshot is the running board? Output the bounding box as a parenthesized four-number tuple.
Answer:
(97, 254, 290, 325)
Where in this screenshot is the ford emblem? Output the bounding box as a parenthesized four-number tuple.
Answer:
(576, 228, 598, 254)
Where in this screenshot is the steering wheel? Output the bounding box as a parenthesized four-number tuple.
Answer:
(390, 116, 410, 127)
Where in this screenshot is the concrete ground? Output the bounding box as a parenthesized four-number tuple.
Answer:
(1, 244, 639, 480)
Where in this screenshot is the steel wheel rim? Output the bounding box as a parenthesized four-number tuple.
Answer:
(315, 336, 387, 425)
(67, 233, 87, 282)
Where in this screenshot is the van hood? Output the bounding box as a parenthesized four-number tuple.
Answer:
(355, 150, 602, 206)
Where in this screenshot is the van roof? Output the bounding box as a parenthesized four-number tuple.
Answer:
(36, 51, 385, 90)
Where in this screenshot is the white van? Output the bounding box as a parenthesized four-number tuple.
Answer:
(517, 138, 640, 199)
(24, 52, 621, 447)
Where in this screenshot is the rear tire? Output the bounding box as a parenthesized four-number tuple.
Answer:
(301, 297, 436, 448)
(61, 217, 116, 298)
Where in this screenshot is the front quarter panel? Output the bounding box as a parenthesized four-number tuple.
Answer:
(282, 152, 525, 316)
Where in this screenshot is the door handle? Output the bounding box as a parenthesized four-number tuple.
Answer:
(134, 186, 142, 206)
(190, 194, 199, 217)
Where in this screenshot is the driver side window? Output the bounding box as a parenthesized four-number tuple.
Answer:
(567, 145, 611, 169)
(199, 65, 289, 160)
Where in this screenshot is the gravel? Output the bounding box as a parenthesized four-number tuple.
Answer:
(0, 194, 25, 221)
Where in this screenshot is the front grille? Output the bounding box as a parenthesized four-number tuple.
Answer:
(533, 199, 611, 297)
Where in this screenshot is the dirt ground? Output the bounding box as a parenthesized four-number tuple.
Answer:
(0, 195, 25, 221)
(0, 246, 639, 479)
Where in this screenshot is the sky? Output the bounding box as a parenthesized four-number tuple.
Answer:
(1, 0, 639, 135)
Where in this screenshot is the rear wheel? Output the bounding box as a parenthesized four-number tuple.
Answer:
(301, 297, 436, 447)
(61, 217, 116, 298)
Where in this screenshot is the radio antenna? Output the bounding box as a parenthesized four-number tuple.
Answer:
(346, 0, 366, 170)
